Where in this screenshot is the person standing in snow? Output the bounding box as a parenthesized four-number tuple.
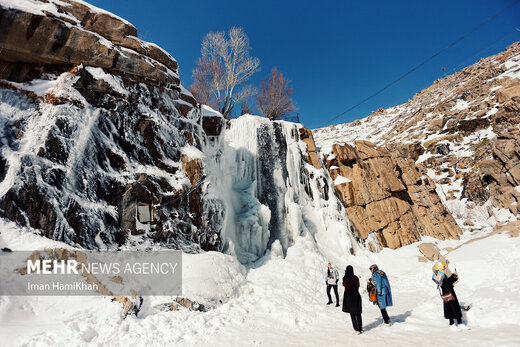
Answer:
(325, 263, 340, 307)
(369, 264, 392, 324)
(342, 265, 363, 333)
(433, 262, 463, 326)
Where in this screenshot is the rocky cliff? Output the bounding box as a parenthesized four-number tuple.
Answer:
(314, 42, 520, 248)
(0, 0, 221, 251)
(0, 0, 359, 261)
(324, 141, 460, 250)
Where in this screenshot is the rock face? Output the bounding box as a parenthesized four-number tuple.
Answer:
(315, 42, 520, 244)
(325, 141, 460, 249)
(0, 0, 179, 88)
(473, 135, 520, 214)
(0, 0, 222, 251)
(299, 127, 322, 169)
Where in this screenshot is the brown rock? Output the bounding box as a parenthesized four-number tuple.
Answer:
(0, 7, 179, 86)
(331, 141, 461, 249)
(182, 156, 203, 186)
(299, 127, 322, 169)
(463, 220, 475, 227)
(496, 83, 520, 103)
(418, 243, 441, 261)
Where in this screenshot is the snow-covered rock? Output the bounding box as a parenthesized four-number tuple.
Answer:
(314, 42, 520, 239)
(0, 0, 180, 88)
(0, 0, 222, 251)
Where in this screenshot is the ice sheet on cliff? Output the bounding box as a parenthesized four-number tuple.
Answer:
(201, 111, 358, 263)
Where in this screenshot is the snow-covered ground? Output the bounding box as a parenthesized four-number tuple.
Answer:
(1, 217, 520, 346)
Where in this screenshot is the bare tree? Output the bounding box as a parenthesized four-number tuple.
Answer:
(240, 99, 253, 115)
(190, 57, 222, 107)
(190, 27, 260, 118)
(256, 68, 295, 120)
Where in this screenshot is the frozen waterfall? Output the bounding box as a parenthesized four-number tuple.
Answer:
(202, 111, 358, 264)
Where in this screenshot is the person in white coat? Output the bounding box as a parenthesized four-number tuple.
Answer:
(325, 263, 340, 307)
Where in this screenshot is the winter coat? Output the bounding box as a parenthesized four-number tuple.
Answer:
(325, 267, 339, 285)
(372, 270, 393, 309)
(440, 274, 462, 320)
(342, 266, 362, 314)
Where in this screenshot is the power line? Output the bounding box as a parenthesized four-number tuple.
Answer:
(317, 0, 520, 128)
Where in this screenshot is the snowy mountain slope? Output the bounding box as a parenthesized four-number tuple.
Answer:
(1, 1, 520, 346)
(314, 42, 520, 235)
(2, 218, 520, 346)
(313, 42, 520, 151)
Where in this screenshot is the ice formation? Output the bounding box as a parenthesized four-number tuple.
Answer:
(202, 111, 358, 263)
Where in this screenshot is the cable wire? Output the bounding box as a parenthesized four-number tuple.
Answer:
(317, 0, 520, 128)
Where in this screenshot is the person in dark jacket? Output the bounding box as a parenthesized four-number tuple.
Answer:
(369, 264, 392, 324)
(342, 265, 363, 333)
(438, 266, 463, 325)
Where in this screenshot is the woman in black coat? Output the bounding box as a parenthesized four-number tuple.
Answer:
(440, 273, 463, 325)
(342, 265, 363, 332)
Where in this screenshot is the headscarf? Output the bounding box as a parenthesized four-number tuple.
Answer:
(343, 265, 359, 293)
(345, 265, 354, 277)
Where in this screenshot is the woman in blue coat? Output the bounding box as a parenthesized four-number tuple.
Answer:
(369, 264, 392, 324)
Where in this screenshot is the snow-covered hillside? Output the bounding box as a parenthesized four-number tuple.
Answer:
(2, 217, 520, 346)
(2, 1, 520, 346)
(313, 42, 520, 235)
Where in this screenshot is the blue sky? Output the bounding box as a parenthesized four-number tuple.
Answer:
(89, 0, 520, 128)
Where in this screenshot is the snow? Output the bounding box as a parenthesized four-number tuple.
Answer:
(180, 145, 204, 160)
(333, 175, 351, 185)
(2, 217, 520, 345)
(8, 78, 57, 97)
(498, 53, 520, 80)
(85, 67, 130, 97)
(451, 99, 469, 111)
(0, 0, 78, 23)
(485, 107, 498, 117)
(201, 104, 223, 119)
(0, 0, 133, 27)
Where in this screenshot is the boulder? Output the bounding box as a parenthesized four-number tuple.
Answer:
(418, 242, 441, 261)
(496, 83, 520, 103)
(202, 112, 226, 137)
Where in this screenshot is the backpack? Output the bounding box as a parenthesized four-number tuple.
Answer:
(367, 280, 377, 303)
(432, 271, 445, 287)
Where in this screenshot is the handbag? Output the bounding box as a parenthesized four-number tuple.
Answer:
(441, 292, 455, 303)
